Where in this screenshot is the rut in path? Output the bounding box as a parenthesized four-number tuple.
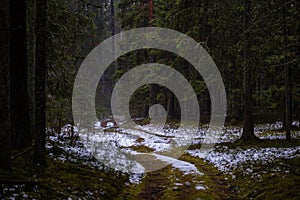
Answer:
(138, 167, 171, 199)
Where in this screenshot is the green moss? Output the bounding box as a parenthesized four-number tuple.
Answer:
(103, 128, 118, 132)
(233, 157, 300, 199)
(179, 154, 236, 199)
(0, 155, 128, 199)
(119, 143, 155, 153)
(136, 137, 145, 143)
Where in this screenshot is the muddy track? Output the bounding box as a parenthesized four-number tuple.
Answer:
(118, 154, 238, 200)
(138, 167, 171, 199)
(180, 154, 238, 200)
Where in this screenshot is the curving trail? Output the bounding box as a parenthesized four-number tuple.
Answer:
(116, 153, 236, 200)
(83, 124, 238, 199)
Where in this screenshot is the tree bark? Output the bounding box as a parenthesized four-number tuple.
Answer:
(33, 0, 47, 165)
(241, 0, 258, 141)
(27, 0, 37, 149)
(148, 53, 157, 111)
(10, 0, 32, 149)
(148, 0, 156, 111)
(0, 0, 11, 169)
(283, 0, 291, 140)
(167, 91, 175, 119)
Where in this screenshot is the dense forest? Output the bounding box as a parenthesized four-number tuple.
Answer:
(0, 0, 299, 199)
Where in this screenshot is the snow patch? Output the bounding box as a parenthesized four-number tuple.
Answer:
(195, 185, 206, 190)
(187, 146, 300, 173)
(153, 153, 203, 175)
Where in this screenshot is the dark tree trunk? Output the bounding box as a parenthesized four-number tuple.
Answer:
(27, 0, 37, 148)
(298, 0, 300, 125)
(111, 0, 115, 58)
(241, 0, 258, 141)
(33, 0, 47, 165)
(148, 0, 156, 110)
(111, 0, 115, 36)
(283, 0, 291, 140)
(0, 0, 11, 169)
(10, 0, 32, 149)
(149, 54, 157, 109)
(167, 91, 175, 119)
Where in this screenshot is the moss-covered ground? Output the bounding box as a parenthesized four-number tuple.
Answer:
(232, 156, 300, 199)
(0, 152, 128, 199)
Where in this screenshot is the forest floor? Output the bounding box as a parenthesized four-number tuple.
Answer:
(1, 121, 300, 199)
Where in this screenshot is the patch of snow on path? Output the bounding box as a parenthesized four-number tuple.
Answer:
(152, 153, 203, 175)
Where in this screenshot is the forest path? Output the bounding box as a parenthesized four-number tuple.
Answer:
(116, 152, 237, 200)
(82, 124, 238, 199)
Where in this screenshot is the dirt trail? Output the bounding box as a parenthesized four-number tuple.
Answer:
(117, 154, 237, 200)
(138, 167, 171, 199)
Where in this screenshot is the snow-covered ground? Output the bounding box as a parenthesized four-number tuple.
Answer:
(75, 125, 203, 182)
(186, 121, 300, 177)
(186, 146, 300, 174)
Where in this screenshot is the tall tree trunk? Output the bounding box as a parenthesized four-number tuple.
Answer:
(298, 0, 300, 125)
(149, 56, 156, 108)
(283, 0, 291, 140)
(148, 0, 156, 110)
(167, 91, 175, 119)
(10, 0, 32, 149)
(111, 0, 115, 36)
(27, 0, 37, 150)
(33, 0, 47, 165)
(111, 0, 115, 57)
(0, 0, 11, 169)
(241, 0, 258, 141)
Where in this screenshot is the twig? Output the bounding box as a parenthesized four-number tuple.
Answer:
(10, 145, 33, 160)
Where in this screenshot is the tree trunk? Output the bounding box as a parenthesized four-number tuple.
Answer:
(149, 53, 157, 110)
(10, 0, 32, 149)
(167, 91, 175, 119)
(241, 0, 258, 141)
(283, 0, 291, 140)
(0, 0, 11, 169)
(148, 0, 156, 111)
(33, 0, 47, 165)
(27, 0, 37, 149)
